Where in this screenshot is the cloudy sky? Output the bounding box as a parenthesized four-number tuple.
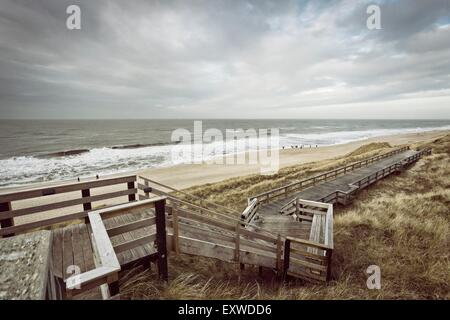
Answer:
(0, 0, 449, 119)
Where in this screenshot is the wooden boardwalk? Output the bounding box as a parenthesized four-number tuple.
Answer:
(0, 146, 432, 298)
(252, 149, 422, 239)
(49, 201, 163, 299)
(51, 206, 156, 282)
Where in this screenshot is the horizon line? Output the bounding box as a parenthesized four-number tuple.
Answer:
(1, 118, 450, 121)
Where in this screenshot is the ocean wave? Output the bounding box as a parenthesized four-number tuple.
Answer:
(38, 149, 90, 158)
(36, 141, 183, 158)
(281, 125, 450, 146)
(0, 124, 449, 187)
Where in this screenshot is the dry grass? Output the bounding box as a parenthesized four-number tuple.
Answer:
(346, 142, 391, 157)
(121, 134, 450, 300)
(183, 141, 396, 212)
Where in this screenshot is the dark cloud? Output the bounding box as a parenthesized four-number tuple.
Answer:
(0, 0, 449, 119)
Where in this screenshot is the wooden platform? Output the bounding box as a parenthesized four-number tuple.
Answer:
(0, 147, 432, 295)
(51, 205, 157, 297)
(253, 149, 420, 239)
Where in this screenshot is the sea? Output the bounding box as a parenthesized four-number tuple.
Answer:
(0, 119, 449, 188)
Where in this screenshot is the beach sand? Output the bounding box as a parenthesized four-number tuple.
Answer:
(3, 129, 448, 226)
(138, 129, 449, 189)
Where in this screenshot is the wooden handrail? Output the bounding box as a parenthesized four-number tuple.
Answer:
(65, 211, 120, 291)
(0, 175, 138, 237)
(286, 236, 333, 251)
(349, 147, 431, 189)
(140, 185, 280, 240)
(138, 176, 240, 216)
(0, 175, 136, 203)
(250, 146, 409, 203)
(241, 198, 259, 223)
(65, 196, 167, 295)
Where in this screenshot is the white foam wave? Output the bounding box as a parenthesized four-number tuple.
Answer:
(280, 125, 450, 147)
(0, 124, 449, 187)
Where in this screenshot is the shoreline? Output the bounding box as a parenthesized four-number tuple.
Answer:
(3, 129, 447, 227)
(1, 129, 448, 193)
(138, 129, 449, 189)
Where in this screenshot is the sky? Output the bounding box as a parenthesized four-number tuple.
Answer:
(0, 0, 449, 119)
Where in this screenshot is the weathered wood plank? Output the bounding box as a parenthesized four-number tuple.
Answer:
(106, 217, 155, 237)
(62, 227, 74, 281)
(72, 225, 86, 273)
(0, 189, 137, 220)
(51, 228, 64, 278)
(113, 234, 156, 254)
(80, 224, 95, 271)
(0, 175, 137, 203)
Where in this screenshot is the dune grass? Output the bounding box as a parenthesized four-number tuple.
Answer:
(121, 134, 449, 300)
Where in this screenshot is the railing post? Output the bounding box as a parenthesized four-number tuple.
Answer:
(295, 198, 299, 216)
(234, 222, 240, 263)
(283, 239, 291, 279)
(127, 181, 136, 202)
(326, 249, 333, 282)
(144, 180, 150, 199)
(81, 189, 92, 211)
(108, 274, 120, 297)
(0, 201, 14, 238)
(172, 204, 180, 256)
(276, 234, 282, 276)
(81, 189, 92, 224)
(155, 198, 168, 281)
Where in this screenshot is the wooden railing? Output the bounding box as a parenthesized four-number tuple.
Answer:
(240, 198, 258, 223)
(65, 197, 167, 299)
(283, 200, 333, 282)
(249, 146, 410, 206)
(166, 203, 282, 271)
(137, 179, 280, 242)
(65, 209, 121, 298)
(317, 147, 432, 204)
(141, 184, 333, 283)
(0, 175, 138, 237)
(351, 147, 432, 190)
(138, 176, 239, 217)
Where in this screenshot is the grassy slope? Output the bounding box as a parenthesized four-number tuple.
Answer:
(121, 135, 449, 300)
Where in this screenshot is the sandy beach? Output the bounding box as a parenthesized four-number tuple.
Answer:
(2, 129, 448, 193)
(137, 129, 449, 190)
(2, 129, 448, 226)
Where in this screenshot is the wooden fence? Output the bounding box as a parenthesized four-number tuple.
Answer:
(138, 181, 334, 283)
(0, 175, 138, 237)
(63, 197, 167, 299)
(280, 199, 333, 282)
(137, 176, 239, 217)
(277, 147, 432, 209)
(137, 178, 280, 242)
(166, 204, 283, 272)
(249, 146, 410, 208)
(317, 147, 432, 204)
